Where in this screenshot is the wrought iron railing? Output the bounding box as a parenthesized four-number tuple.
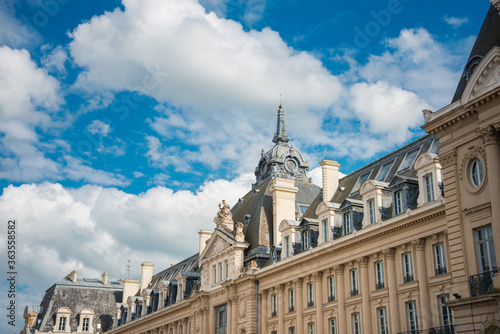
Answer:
(404, 274, 414, 283)
(435, 266, 447, 276)
(271, 310, 277, 317)
(289, 306, 295, 312)
(328, 294, 335, 302)
(351, 288, 359, 296)
(307, 301, 314, 307)
(470, 269, 497, 297)
(397, 330, 422, 334)
(428, 325, 455, 334)
(376, 281, 385, 290)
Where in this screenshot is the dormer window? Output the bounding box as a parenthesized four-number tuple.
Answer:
(424, 174, 434, 202)
(368, 199, 376, 224)
(343, 212, 352, 235)
(399, 148, 421, 171)
(351, 171, 371, 194)
(414, 152, 442, 207)
(284, 236, 290, 257)
(303, 230, 310, 250)
(322, 219, 329, 242)
(376, 161, 394, 181)
(394, 190, 403, 215)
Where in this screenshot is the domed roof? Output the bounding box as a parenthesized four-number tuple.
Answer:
(254, 105, 310, 187)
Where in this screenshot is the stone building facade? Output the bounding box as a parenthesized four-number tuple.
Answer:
(23, 2, 500, 334)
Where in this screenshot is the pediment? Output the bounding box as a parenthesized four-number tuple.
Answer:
(315, 201, 336, 215)
(414, 153, 439, 170)
(462, 47, 500, 104)
(199, 230, 236, 261)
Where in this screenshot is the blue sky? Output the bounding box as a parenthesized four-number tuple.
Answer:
(0, 0, 491, 333)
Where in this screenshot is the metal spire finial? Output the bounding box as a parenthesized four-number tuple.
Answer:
(272, 104, 290, 144)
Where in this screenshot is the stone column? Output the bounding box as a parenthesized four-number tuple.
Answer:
(335, 265, 346, 334)
(384, 248, 400, 333)
(202, 307, 209, 334)
(208, 306, 214, 334)
(231, 297, 238, 334)
(278, 284, 285, 333)
(314, 272, 324, 331)
(295, 278, 304, 334)
(261, 290, 268, 334)
(479, 125, 500, 264)
(359, 256, 372, 333)
(413, 238, 431, 330)
(227, 298, 233, 334)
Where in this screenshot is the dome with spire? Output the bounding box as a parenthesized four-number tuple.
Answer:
(254, 105, 310, 188)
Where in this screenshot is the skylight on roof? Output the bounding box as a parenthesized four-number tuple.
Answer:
(351, 171, 371, 194)
(399, 148, 420, 170)
(429, 139, 440, 154)
(375, 161, 394, 181)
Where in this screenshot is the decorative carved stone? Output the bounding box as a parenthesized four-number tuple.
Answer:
(214, 200, 234, 232)
(383, 248, 396, 260)
(458, 146, 487, 181)
(238, 297, 246, 318)
(358, 256, 369, 268)
(412, 238, 426, 251)
(478, 124, 500, 146)
(439, 151, 457, 168)
(313, 271, 323, 281)
(334, 264, 345, 275)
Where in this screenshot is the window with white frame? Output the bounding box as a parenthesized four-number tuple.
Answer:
(307, 282, 314, 307)
(352, 172, 371, 194)
(434, 243, 447, 275)
(82, 318, 90, 332)
(439, 294, 452, 327)
(170, 329, 173, 334)
(375, 261, 384, 289)
(284, 236, 290, 257)
(470, 158, 484, 187)
(350, 269, 359, 296)
(178, 283, 183, 300)
(212, 265, 217, 284)
(424, 174, 434, 202)
(323, 219, 329, 242)
(289, 327, 296, 334)
(308, 322, 315, 334)
(304, 230, 310, 250)
(330, 318, 337, 334)
(271, 293, 277, 317)
(328, 276, 335, 301)
(407, 301, 418, 331)
(352, 313, 361, 334)
(225, 261, 229, 280)
(376, 161, 393, 181)
(476, 225, 497, 272)
(218, 263, 223, 282)
(368, 199, 376, 224)
(400, 149, 420, 170)
(58, 317, 67, 331)
(378, 307, 388, 334)
(343, 212, 352, 235)
(289, 288, 295, 312)
(395, 190, 403, 215)
(179, 325, 183, 334)
(403, 252, 414, 283)
(215, 304, 227, 334)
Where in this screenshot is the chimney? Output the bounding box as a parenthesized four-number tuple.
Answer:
(199, 230, 213, 256)
(320, 159, 341, 202)
(140, 262, 154, 292)
(101, 272, 109, 285)
(65, 270, 78, 283)
(121, 279, 140, 303)
(270, 177, 299, 246)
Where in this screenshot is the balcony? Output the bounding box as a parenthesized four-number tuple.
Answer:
(404, 274, 414, 283)
(271, 310, 277, 317)
(428, 325, 455, 334)
(435, 266, 447, 276)
(328, 294, 335, 302)
(289, 306, 295, 312)
(397, 330, 422, 334)
(376, 281, 385, 290)
(470, 269, 497, 297)
(350, 288, 359, 296)
(307, 301, 314, 308)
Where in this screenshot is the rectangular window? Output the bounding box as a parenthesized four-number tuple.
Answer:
(429, 139, 440, 154)
(395, 190, 403, 215)
(323, 219, 329, 242)
(376, 161, 393, 181)
(225, 261, 229, 280)
(82, 318, 90, 332)
(58, 317, 66, 331)
(368, 199, 376, 224)
(289, 327, 296, 334)
(289, 288, 295, 312)
(352, 313, 361, 334)
(403, 253, 414, 283)
(284, 236, 290, 257)
(213, 265, 217, 284)
(400, 149, 420, 170)
(329, 318, 337, 334)
(350, 269, 359, 296)
(439, 295, 452, 327)
(178, 283, 183, 300)
(375, 261, 385, 289)
(378, 308, 388, 334)
(271, 294, 277, 317)
(307, 282, 314, 307)
(352, 172, 371, 193)
(304, 230, 310, 250)
(407, 301, 418, 331)
(476, 225, 497, 272)
(343, 212, 352, 235)
(434, 243, 447, 275)
(328, 276, 335, 301)
(219, 263, 223, 282)
(170, 329, 173, 334)
(215, 305, 227, 334)
(308, 322, 315, 334)
(425, 174, 435, 202)
(179, 325, 183, 334)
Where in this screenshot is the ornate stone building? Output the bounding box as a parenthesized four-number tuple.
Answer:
(23, 1, 500, 334)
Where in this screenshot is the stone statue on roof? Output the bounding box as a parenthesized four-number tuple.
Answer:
(214, 200, 234, 232)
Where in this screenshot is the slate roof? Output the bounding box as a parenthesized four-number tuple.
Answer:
(149, 253, 199, 290)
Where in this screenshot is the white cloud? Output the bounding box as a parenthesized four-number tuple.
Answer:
(444, 15, 469, 29)
(0, 1, 41, 48)
(0, 175, 253, 329)
(241, 0, 267, 26)
(87, 120, 111, 136)
(63, 156, 130, 187)
(41, 45, 68, 74)
(68, 0, 341, 117)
